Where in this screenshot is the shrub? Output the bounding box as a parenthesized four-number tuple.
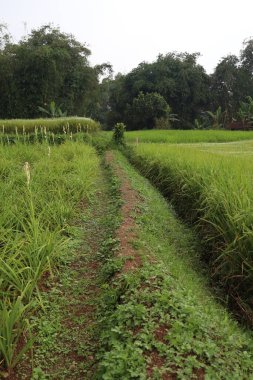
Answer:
(112, 123, 126, 145)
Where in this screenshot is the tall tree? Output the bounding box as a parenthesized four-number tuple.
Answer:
(0, 25, 102, 118)
(241, 38, 253, 75)
(107, 52, 210, 129)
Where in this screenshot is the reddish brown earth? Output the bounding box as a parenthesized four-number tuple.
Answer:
(105, 151, 142, 272)
(105, 151, 206, 380)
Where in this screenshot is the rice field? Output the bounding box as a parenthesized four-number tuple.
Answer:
(128, 139, 253, 316)
(125, 129, 253, 144)
(0, 141, 99, 369)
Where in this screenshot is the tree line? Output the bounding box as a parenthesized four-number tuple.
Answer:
(0, 24, 111, 119)
(1, 24, 253, 129)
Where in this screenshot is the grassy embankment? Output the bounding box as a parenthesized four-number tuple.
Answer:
(0, 142, 100, 373)
(0, 117, 100, 145)
(97, 151, 253, 379)
(0, 117, 100, 134)
(126, 140, 253, 321)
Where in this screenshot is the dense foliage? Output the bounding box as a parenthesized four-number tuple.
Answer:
(106, 53, 209, 129)
(105, 42, 253, 129)
(0, 25, 110, 119)
(1, 24, 253, 129)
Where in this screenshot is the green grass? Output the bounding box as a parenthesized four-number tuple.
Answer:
(126, 141, 253, 320)
(97, 151, 253, 379)
(0, 142, 100, 371)
(125, 129, 253, 144)
(18, 160, 121, 380)
(0, 117, 100, 134)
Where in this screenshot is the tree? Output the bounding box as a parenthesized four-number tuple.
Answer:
(0, 23, 11, 50)
(211, 54, 253, 122)
(241, 38, 253, 75)
(0, 25, 102, 119)
(125, 91, 172, 130)
(107, 52, 210, 129)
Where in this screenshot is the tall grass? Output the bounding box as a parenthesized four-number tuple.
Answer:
(0, 142, 99, 370)
(128, 142, 253, 320)
(0, 117, 100, 134)
(125, 129, 253, 144)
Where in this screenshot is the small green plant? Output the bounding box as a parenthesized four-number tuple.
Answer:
(112, 123, 126, 145)
(31, 367, 48, 379)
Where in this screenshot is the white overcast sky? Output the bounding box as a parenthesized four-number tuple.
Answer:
(1, 0, 253, 75)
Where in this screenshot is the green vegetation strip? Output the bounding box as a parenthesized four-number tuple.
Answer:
(15, 157, 121, 380)
(97, 151, 253, 379)
(125, 129, 253, 144)
(126, 142, 253, 321)
(0, 142, 99, 373)
(0, 117, 100, 134)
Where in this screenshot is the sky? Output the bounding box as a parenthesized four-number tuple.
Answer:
(1, 0, 253, 75)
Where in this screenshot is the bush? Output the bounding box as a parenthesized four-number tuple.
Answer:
(112, 123, 126, 145)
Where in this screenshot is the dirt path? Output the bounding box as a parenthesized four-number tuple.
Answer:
(105, 151, 142, 272)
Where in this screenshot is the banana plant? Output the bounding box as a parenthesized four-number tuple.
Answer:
(38, 101, 67, 118)
(237, 96, 253, 125)
(206, 106, 223, 129)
